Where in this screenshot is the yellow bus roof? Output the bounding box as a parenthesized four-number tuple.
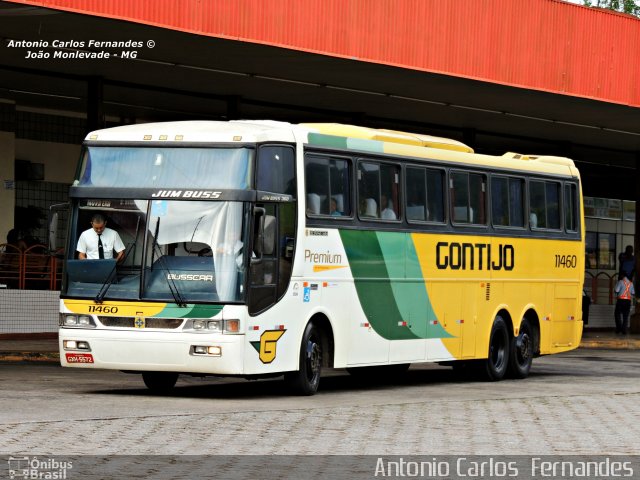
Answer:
(301, 122, 578, 178)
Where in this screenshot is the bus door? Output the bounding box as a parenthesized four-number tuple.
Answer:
(248, 203, 295, 315)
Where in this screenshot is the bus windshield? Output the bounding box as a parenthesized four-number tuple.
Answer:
(65, 199, 247, 303)
(77, 147, 253, 189)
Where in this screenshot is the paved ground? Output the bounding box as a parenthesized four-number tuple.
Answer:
(2, 339, 639, 479)
(1, 349, 639, 457)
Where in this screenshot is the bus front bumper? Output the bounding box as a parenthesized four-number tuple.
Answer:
(59, 328, 246, 375)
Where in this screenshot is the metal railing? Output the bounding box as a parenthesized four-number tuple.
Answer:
(584, 271, 618, 305)
(0, 244, 61, 290)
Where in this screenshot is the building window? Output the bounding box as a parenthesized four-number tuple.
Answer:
(586, 232, 616, 270)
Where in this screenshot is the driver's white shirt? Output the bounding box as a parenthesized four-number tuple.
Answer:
(76, 227, 125, 259)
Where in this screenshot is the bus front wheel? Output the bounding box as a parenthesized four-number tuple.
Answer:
(480, 316, 510, 381)
(142, 372, 179, 392)
(285, 322, 322, 395)
(508, 318, 533, 378)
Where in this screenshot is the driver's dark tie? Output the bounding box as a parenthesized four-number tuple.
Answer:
(98, 234, 104, 259)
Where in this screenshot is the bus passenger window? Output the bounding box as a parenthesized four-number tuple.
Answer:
(546, 182, 561, 229)
(358, 161, 400, 221)
(491, 176, 524, 228)
(530, 180, 561, 230)
(304, 155, 351, 216)
(406, 167, 444, 222)
(565, 184, 578, 232)
(451, 171, 486, 225)
(406, 167, 427, 221)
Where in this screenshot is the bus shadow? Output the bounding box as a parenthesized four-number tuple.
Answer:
(86, 364, 579, 399)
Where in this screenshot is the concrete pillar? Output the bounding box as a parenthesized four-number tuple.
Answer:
(632, 152, 640, 333)
(0, 131, 16, 242)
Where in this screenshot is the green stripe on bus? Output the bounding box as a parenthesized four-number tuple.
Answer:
(340, 229, 452, 340)
(307, 133, 348, 149)
(347, 138, 385, 153)
(376, 232, 452, 339)
(157, 304, 223, 318)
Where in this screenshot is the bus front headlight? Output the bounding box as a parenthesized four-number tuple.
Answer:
(60, 314, 96, 328)
(207, 320, 222, 332)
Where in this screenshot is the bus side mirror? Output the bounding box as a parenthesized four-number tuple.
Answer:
(48, 202, 69, 258)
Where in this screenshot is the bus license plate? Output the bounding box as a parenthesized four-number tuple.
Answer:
(66, 353, 94, 364)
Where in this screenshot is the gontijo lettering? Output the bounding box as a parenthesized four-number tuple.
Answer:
(436, 242, 515, 271)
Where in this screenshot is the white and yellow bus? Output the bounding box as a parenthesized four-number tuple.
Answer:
(56, 121, 584, 395)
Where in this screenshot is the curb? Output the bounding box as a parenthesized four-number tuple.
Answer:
(579, 340, 640, 349)
(0, 352, 59, 363)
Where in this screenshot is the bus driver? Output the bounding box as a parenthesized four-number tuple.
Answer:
(77, 213, 125, 262)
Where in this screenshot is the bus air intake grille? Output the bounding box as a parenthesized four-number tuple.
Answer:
(486, 283, 491, 301)
(99, 317, 183, 329)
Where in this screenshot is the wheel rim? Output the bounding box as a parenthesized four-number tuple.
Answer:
(489, 330, 507, 370)
(515, 330, 532, 366)
(305, 337, 321, 383)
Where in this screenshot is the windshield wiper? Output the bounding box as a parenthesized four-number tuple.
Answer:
(94, 215, 141, 304)
(149, 217, 187, 307)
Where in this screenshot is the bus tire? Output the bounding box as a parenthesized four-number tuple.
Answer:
(508, 318, 533, 379)
(285, 322, 322, 395)
(480, 316, 510, 381)
(142, 372, 179, 392)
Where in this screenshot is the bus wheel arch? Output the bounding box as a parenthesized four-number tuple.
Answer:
(307, 312, 335, 368)
(284, 313, 334, 395)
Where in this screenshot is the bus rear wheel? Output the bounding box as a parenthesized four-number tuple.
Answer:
(508, 318, 533, 378)
(142, 372, 179, 392)
(480, 316, 510, 381)
(285, 322, 322, 395)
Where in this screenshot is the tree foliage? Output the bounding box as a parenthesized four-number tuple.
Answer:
(582, 0, 640, 17)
